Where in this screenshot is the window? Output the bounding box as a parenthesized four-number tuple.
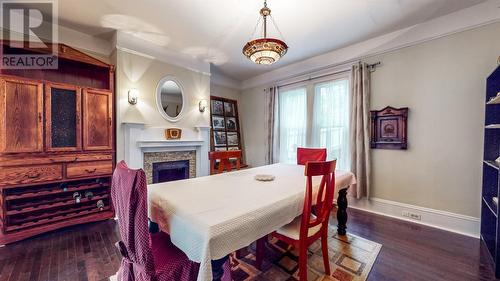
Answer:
(312, 79, 350, 170)
(278, 75, 350, 169)
(279, 87, 307, 163)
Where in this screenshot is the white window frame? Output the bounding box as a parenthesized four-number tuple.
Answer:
(277, 72, 351, 166)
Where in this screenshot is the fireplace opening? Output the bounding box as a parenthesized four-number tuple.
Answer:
(152, 160, 190, 183)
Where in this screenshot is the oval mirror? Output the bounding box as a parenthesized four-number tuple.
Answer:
(155, 76, 185, 122)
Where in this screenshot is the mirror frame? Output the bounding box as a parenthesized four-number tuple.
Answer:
(155, 75, 187, 123)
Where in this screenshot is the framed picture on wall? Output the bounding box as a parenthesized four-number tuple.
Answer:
(211, 100, 224, 115)
(224, 102, 235, 116)
(225, 117, 237, 131)
(227, 132, 238, 146)
(213, 131, 227, 146)
(212, 116, 225, 130)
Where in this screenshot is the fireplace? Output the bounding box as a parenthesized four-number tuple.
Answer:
(152, 160, 190, 183)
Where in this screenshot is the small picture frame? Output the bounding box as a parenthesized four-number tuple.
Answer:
(224, 102, 235, 116)
(227, 132, 239, 146)
(215, 147, 227, 151)
(228, 146, 239, 151)
(225, 117, 237, 131)
(213, 131, 227, 146)
(211, 100, 224, 115)
(212, 116, 225, 130)
(165, 128, 182, 140)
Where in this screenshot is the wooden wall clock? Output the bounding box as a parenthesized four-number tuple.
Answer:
(370, 106, 408, 150)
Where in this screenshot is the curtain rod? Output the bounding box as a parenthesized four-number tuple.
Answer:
(278, 61, 381, 89)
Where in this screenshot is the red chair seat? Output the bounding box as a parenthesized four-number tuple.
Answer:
(150, 232, 199, 281)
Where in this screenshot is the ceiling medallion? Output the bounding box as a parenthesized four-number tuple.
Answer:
(242, 0, 288, 65)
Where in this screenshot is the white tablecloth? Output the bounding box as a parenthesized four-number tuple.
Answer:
(147, 163, 356, 281)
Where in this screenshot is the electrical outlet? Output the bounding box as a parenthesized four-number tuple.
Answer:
(402, 210, 421, 221)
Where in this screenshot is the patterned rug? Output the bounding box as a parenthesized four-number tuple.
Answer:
(229, 227, 382, 281)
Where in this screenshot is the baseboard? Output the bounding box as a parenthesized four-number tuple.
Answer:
(347, 197, 480, 238)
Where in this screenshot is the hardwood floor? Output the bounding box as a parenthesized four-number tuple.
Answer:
(344, 209, 497, 281)
(0, 208, 496, 281)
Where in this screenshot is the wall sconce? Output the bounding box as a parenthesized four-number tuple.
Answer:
(128, 89, 139, 105)
(199, 99, 208, 112)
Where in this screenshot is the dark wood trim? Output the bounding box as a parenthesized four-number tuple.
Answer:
(0, 41, 112, 68)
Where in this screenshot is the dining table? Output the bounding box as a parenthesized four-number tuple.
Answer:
(147, 163, 357, 281)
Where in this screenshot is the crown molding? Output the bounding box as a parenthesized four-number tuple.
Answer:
(115, 31, 210, 76)
(1, 23, 113, 58)
(210, 66, 243, 90)
(241, 0, 500, 90)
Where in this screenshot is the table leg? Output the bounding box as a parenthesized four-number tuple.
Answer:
(255, 236, 266, 270)
(337, 188, 349, 236)
(212, 255, 229, 281)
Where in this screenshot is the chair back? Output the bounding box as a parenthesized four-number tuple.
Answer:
(111, 161, 156, 281)
(209, 150, 242, 175)
(297, 147, 327, 165)
(300, 160, 336, 238)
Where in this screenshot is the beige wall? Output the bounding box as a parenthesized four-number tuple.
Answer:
(115, 49, 211, 161)
(240, 22, 500, 217)
(365, 22, 500, 217)
(240, 87, 269, 167)
(210, 83, 240, 101)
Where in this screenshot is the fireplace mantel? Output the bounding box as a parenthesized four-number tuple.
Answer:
(138, 139, 205, 148)
(122, 122, 211, 176)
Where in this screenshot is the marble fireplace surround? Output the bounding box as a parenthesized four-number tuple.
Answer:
(143, 151, 196, 184)
(122, 123, 211, 177)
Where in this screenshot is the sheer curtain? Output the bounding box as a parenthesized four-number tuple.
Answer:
(279, 87, 307, 163)
(312, 79, 350, 170)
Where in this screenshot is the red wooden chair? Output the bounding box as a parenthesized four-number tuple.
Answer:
(112, 161, 233, 281)
(296, 147, 327, 165)
(257, 160, 336, 281)
(209, 150, 242, 175)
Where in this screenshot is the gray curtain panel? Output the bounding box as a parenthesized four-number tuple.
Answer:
(266, 86, 280, 164)
(350, 63, 371, 199)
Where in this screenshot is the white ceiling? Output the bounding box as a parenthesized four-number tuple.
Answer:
(55, 0, 486, 81)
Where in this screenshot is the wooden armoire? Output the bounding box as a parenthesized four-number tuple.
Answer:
(0, 43, 115, 244)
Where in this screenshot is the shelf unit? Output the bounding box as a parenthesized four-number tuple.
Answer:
(0, 43, 115, 244)
(481, 64, 500, 277)
(1, 177, 112, 236)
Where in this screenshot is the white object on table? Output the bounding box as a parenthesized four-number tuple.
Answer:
(254, 174, 275, 181)
(148, 163, 356, 281)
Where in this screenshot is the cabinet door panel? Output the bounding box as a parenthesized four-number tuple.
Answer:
(0, 77, 43, 153)
(83, 89, 112, 150)
(45, 83, 81, 151)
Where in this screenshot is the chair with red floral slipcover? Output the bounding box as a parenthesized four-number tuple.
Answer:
(111, 160, 231, 281)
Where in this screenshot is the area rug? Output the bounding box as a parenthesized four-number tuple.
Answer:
(229, 227, 382, 281)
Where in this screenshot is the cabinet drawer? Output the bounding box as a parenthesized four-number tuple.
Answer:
(66, 161, 113, 178)
(0, 164, 63, 186)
